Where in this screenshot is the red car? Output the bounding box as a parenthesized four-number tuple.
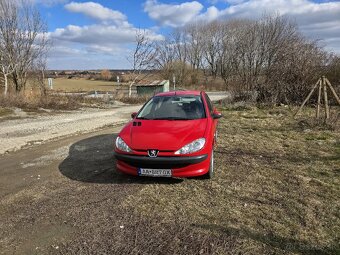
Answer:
(114, 90, 222, 178)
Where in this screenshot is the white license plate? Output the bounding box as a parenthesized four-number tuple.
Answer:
(138, 168, 172, 177)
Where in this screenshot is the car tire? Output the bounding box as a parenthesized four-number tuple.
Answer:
(203, 149, 214, 179)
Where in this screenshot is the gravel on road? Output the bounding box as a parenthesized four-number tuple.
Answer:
(0, 105, 140, 155)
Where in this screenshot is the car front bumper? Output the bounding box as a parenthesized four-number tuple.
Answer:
(114, 152, 210, 177)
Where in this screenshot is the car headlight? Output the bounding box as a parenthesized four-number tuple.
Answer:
(175, 138, 205, 155)
(115, 136, 132, 152)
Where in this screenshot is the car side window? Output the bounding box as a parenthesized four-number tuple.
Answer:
(204, 94, 214, 116)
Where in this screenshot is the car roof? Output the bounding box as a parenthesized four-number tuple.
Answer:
(155, 90, 202, 97)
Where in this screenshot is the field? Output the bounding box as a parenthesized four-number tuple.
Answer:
(0, 106, 339, 254)
(51, 78, 123, 92)
(48, 77, 225, 93)
(0, 78, 127, 110)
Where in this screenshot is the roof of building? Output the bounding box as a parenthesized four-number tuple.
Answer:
(135, 80, 169, 86)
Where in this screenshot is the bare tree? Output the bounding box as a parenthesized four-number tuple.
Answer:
(216, 14, 327, 103)
(150, 13, 328, 103)
(127, 29, 156, 97)
(201, 21, 225, 78)
(0, 0, 17, 95)
(32, 44, 49, 95)
(153, 36, 176, 81)
(167, 28, 194, 86)
(0, 52, 17, 95)
(184, 22, 205, 70)
(101, 69, 112, 80)
(323, 53, 340, 94)
(153, 30, 193, 86)
(0, 0, 49, 94)
(218, 19, 249, 89)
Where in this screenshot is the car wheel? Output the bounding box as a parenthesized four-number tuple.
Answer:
(203, 149, 214, 179)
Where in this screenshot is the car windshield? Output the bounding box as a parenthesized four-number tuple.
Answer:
(137, 95, 206, 120)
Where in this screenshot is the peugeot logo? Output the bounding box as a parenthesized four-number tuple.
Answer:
(148, 149, 159, 157)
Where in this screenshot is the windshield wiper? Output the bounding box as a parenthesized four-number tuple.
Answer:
(136, 117, 150, 120)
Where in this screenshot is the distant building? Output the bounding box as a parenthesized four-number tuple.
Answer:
(136, 80, 170, 95)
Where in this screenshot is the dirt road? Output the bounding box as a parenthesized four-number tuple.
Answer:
(0, 127, 124, 254)
(0, 106, 140, 155)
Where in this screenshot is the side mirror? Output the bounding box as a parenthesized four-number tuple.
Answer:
(212, 112, 222, 119)
(131, 112, 137, 119)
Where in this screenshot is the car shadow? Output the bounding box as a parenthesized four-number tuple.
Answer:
(58, 133, 183, 185)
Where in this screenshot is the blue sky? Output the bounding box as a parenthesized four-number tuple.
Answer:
(33, 0, 340, 70)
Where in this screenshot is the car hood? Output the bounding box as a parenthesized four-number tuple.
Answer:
(121, 119, 207, 151)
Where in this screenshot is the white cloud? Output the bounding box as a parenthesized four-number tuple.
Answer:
(51, 25, 133, 45)
(226, 0, 247, 4)
(65, 2, 129, 26)
(208, 0, 247, 4)
(47, 2, 163, 69)
(48, 36, 135, 69)
(198, 6, 220, 22)
(206, 0, 340, 22)
(48, 45, 83, 58)
(197, 0, 340, 53)
(144, 0, 204, 27)
(31, 0, 70, 6)
(145, 0, 340, 53)
(50, 24, 163, 45)
(48, 49, 127, 69)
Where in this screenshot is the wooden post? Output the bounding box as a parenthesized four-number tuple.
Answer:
(316, 81, 322, 119)
(295, 78, 321, 117)
(325, 78, 340, 105)
(323, 77, 330, 119)
(296, 76, 339, 119)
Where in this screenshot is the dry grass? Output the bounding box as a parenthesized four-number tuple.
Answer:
(0, 91, 117, 111)
(118, 95, 150, 105)
(50, 78, 123, 92)
(0, 107, 14, 117)
(0, 91, 146, 112)
(121, 106, 340, 254)
(0, 93, 81, 110)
